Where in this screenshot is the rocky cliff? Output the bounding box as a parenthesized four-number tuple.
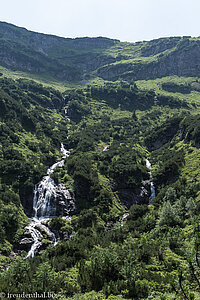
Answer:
(97, 38, 200, 81)
(0, 22, 199, 82)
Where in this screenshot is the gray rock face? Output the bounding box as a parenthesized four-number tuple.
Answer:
(0, 22, 119, 81)
(141, 37, 182, 57)
(117, 183, 151, 209)
(97, 39, 200, 81)
(20, 193, 33, 218)
(19, 238, 34, 251)
(55, 184, 75, 216)
(1, 22, 198, 83)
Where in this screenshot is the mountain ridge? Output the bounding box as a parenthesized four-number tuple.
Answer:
(0, 21, 120, 45)
(0, 21, 199, 83)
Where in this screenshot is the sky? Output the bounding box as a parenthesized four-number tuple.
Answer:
(0, 0, 200, 42)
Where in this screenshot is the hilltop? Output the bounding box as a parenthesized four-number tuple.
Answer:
(0, 22, 200, 83)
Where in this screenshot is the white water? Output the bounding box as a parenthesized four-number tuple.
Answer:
(47, 160, 65, 175)
(26, 219, 42, 258)
(121, 212, 129, 226)
(33, 144, 70, 219)
(149, 182, 156, 203)
(26, 143, 71, 258)
(103, 146, 108, 152)
(26, 218, 58, 258)
(61, 143, 70, 158)
(33, 176, 57, 218)
(146, 159, 151, 169)
(146, 159, 156, 204)
(64, 108, 70, 122)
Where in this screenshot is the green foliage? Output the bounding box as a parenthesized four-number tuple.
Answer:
(0, 77, 70, 249)
(162, 81, 192, 94)
(1, 37, 200, 299)
(158, 201, 181, 228)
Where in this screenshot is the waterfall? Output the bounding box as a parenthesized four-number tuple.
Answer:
(121, 212, 129, 226)
(26, 143, 73, 258)
(149, 182, 156, 204)
(103, 146, 108, 152)
(25, 219, 42, 258)
(64, 108, 70, 122)
(146, 159, 156, 204)
(32, 144, 70, 219)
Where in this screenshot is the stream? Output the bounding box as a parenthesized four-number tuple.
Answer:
(121, 159, 156, 225)
(146, 159, 156, 204)
(26, 143, 73, 258)
(26, 151, 155, 257)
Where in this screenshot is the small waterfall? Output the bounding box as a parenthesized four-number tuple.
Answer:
(33, 143, 71, 219)
(26, 143, 74, 258)
(64, 108, 70, 122)
(25, 219, 42, 258)
(121, 212, 129, 226)
(61, 143, 70, 158)
(149, 182, 156, 203)
(26, 218, 58, 258)
(33, 176, 57, 218)
(146, 159, 156, 204)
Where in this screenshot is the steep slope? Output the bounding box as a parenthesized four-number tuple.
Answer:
(1, 76, 200, 299)
(0, 21, 119, 81)
(0, 77, 71, 254)
(1, 24, 200, 299)
(0, 22, 200, 84)
(97, 37, 200, 81)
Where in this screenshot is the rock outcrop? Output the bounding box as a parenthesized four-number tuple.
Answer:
(0, 22, 199, 83)
(97, 38, 200, 81)
(116, 182, 151, 209)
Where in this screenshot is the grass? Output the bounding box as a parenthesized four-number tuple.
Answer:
(0, 65, 82, 92)
(181, 145, 200, 184)
(105, 41, 144, 59)
(136, 76, 200, 110)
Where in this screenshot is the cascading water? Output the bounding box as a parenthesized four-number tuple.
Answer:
(120, 159, 156, 226)
(33, 144, 70, 219)
(146, 159, 156, 204)
(64, 107, 70, 122)
(26, 143, 73, 258)
(121, 212, 129, 226)
(25, 220, 42, 258)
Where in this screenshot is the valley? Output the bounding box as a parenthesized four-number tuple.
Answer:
(0, 22, 200, 299)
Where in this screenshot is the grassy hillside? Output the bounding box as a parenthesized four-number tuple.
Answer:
(0, 22, 200, 85)
(0, 75, 200, 299)
(0, 77, 72, 253)
(1, 23, 200, 299)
